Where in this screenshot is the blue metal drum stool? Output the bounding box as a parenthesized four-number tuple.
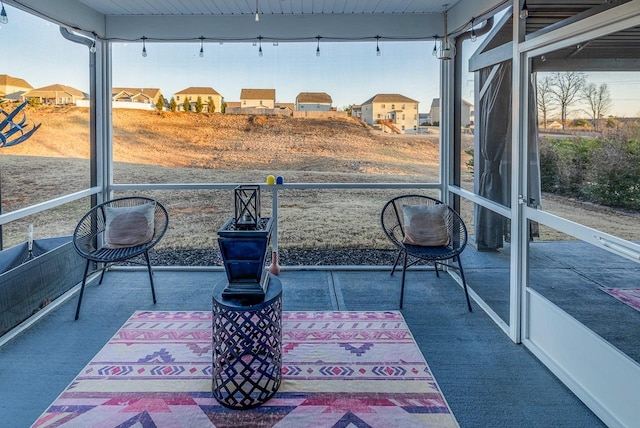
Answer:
(211, 275, 282, 409)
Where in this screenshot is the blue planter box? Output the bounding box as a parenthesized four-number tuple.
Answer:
(217, 217, 273, 301)
(0, 236, 84, 336)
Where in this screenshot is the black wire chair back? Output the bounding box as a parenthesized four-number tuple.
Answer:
(72, 196, 169, 319)
(381, 194, 472, 311)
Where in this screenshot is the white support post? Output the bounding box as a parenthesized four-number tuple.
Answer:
(509, 0, 526, 344)
(440, 57, 455, 202)
(268, 184, 280, 275)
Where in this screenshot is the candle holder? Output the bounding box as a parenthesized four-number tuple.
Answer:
(219, 185, 272, 302)
(234, 185, 260, 230)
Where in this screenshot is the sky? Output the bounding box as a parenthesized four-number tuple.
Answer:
(1, 4, 639, 116)
(0, 5, 444, 113)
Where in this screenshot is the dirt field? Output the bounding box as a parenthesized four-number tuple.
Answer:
(0, 107, 637, 249)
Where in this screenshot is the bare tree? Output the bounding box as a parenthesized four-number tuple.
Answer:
(536, 75, 555, 128)
(582, 82, 611, 132)
(549, 72, 586, 129)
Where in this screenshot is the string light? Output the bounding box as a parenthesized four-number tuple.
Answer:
(255, 0, 259, 22)
(124, 17, 490, 59)
(436, 9, 456, 60)
(0, 1, 8, 25)
(470, 18, 477, 42)
(520, 0, 529, 19)
(141, 36, 147, 57)
(89, 40, 97, 53)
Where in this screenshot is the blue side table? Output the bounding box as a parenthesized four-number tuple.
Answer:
(211, 275, 282, 409)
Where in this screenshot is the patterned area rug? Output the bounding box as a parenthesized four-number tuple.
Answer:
(33, 311, 458, 427)
(600, 287, 640, 312)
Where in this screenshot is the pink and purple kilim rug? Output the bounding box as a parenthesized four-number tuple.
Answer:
(33, 311, 458, 427)
(600, 287, 640, 313)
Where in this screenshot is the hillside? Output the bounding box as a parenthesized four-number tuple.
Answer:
(3, 107, 442, 177)
(1, 107, 639, 249)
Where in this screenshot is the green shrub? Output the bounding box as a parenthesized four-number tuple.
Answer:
(585, 139, 640, 209)
(539, 138, 560, 191)
(539, 134, 640, 209)
(539, 137, 594, 196)
(464, 148, 474, 172)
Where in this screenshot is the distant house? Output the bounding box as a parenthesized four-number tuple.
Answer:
(547, 120, 563, 130)
(22, 84, 85, 105)
(295, 92, 332, 111)
(429, 98, 474, 127)
(275, 103, 295, 115)
(113, 87, 163, 106)
(429, 99, 440, 125)
(174, 87, 223, 112)
(361, 94, 419, 134)
(0, 74, 33, 100)
(351, 105, 362, 119)
(240, 89, 275, 109)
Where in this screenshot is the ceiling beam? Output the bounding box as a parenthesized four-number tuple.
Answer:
(103, 13, 444, 42)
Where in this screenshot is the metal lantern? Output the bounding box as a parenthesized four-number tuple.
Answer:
(234, 185, 261, 229)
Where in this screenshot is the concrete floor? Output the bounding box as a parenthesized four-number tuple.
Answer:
(0, 266, 606, 427)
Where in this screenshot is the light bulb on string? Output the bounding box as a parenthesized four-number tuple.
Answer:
(141, 36, 147, 57)
(376, 35, 381, 56)
(316, 36, 321, 57)
(199, 36, 204, 57)
(520, 0, 529, 19)
(258, 36, 263, 57)
(436, 9, 456, 60)
(470, 19, 477, 42)
(255, 0, 260, 21)
(432, 36, 438, 56)
(0, 1, 8, 25)
(90, 40, 97, 53)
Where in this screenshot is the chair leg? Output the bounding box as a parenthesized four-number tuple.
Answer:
(456, 255, 473, 312)
(390, 250, 403, 276)
(434, 262, 440, 278)
(74, 259, 91, 320)
(144, 251, 157, 304)
(400, 251, 408, 309)
(98, 264, 107, 285)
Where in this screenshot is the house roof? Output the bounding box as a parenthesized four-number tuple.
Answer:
(276, 102, 295, 111)
(174, 87, 221, 95)
(362, 94, 419, 105)
(24, 84, 85, 97)
(296, 92, 332, 104)
(241, 89, 276, 100)
(113, 87, 162, 98)
(225, 101, 241, 109)
(0, 74, 33, 89)
(431, 98, 473, 107)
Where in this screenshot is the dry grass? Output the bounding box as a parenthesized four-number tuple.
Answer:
(1, 107, 638, 249)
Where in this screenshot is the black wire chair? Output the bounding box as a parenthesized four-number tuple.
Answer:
(381, 194, 472, 311)
(72, 196, 169, 320)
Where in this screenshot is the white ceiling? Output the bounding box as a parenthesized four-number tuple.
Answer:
(75, 0, 461, 16)
(7, 0, 504, 42)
